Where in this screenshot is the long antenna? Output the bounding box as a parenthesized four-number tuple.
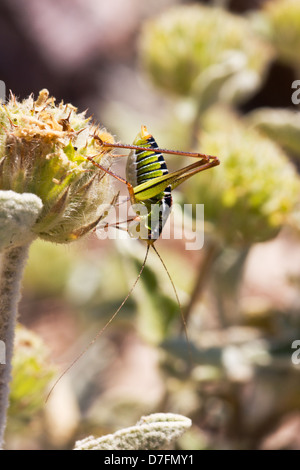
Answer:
(46, 244, 150, 402)
(151, 244, 192, 361)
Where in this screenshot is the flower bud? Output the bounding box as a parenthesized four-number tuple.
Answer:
(264, 0, 300, 72)
(140, 5, 272, 104)
(184, 109, 300, 246)
(0, 89, 117, 244)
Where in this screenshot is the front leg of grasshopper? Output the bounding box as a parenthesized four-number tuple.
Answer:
(85, 155, 136, 205)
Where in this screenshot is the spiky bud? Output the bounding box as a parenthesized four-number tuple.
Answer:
(0, 89, 117, 244)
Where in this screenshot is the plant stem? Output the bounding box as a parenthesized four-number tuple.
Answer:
(0, 244, 30, 448)
(212, 247, 250, 327)
(184, 239, 220, 324)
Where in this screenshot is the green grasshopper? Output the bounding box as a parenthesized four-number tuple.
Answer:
(85, 124, 220, 332)
(46, 126, 219, 400)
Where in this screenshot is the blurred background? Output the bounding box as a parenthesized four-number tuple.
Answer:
(1, 0, 300, 450)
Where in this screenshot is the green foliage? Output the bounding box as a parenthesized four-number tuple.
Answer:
(7, 325, 55, 430)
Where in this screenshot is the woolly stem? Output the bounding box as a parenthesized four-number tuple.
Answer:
(0, 244, 30, 448)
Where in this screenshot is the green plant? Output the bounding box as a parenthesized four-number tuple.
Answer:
(0, 89, 117, 447)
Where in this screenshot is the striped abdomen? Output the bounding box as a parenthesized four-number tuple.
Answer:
(126, 129, 172, 240)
